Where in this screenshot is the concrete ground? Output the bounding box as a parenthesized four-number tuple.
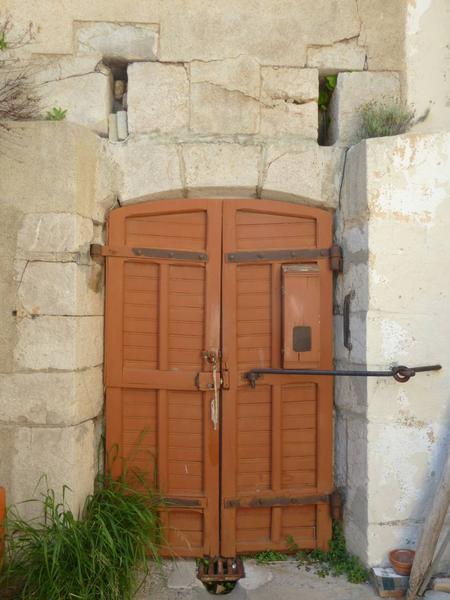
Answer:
(136, 559, 379, 600)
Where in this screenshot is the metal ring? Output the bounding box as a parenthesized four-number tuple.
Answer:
(392, 366, 415, 383)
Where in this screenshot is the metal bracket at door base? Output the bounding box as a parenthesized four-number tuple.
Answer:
(245, 364, 442, 388)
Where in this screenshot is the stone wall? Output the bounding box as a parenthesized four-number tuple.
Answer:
(336, 132, 450, 566)
(0, 123, 113, 516)
(0, 0, 449, 573)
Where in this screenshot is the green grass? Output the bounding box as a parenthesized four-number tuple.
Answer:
(296, 522, 368, 584)
(359, 101, 415, 139)
(254, 549, 290, 564)
(45, 107, 67, 121)
(0, 473, 162, 600)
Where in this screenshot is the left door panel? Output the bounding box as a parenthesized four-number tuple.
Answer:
(104, 199, 222, 557)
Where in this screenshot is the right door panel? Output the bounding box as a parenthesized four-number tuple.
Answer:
(220, 200, 333, 557)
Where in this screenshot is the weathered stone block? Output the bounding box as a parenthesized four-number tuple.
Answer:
(17, 213, 94, 256)
(260, 102, 318, 138)
(261, 67, 318, 104)
(358, 0, 406, 71)
(0, 421, 97, 519)
(159, 0, 360, 65)
(0, 123, 103, 218)
(39, 72, 113, 135)
(75, 21, 159, 61)
(190, 55, 260, 99)
(307, 40, 366, 72)
(259, 67, 318, 138)
(127, 62, 189, 134)
(108, 139, 183, 203)
(262, 142, 344, 207)
(0, 367, 103, 426)
(18, 262, 103, 316)
(190, 82, 260, 135)
(14, 316, 103, 370)
(33, 54, 103, 86)
(328, 72, 401, 146)
(182, 143, 260, 197)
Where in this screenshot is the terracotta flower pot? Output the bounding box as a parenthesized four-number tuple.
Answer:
(389, 549, 415, 576)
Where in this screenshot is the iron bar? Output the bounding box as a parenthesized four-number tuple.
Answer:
(245, 364, 442, 387)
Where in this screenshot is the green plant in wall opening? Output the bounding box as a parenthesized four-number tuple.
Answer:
(318, 75, 337, 112)
(0, 472, 163, 600)
(296, 521, 368, 584)
(359, 100, 415, 139)
(45, 106, 67, 121)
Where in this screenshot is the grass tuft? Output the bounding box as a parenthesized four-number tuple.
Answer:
(359, 100, 415, 140)
(296, 522, 368, 584)
(0, 472, 162, 600)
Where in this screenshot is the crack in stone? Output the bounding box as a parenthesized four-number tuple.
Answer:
(176, 143, 188, 198)
(338, 146, 350, 209)
(191, 80, 260, 102)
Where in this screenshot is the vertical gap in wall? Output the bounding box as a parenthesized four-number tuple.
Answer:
(103, 59, 129, 141)
(318, 73, 338, 146)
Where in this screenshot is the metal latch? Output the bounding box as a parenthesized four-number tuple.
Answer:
(195, 371, 221, 391)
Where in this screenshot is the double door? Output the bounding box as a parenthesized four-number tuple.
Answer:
(104, 198, 333, 557)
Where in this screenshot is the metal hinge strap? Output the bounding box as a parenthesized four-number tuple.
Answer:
(225, 245, 343, 271)
(90, 244, 208, 262)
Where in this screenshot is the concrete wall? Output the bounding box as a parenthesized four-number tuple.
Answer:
(336, 132, 450, 567)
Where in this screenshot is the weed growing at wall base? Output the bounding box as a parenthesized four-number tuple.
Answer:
(0, 474, 162, 600)
(296, 522, 368, 584)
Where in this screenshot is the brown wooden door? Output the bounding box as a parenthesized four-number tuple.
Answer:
(104, 198, 333, 558)
(220, 200, 333, 556)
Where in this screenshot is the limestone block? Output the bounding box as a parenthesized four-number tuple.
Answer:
(307, 40, 367, 72)
(341, 141, 368, 220)
(259, 67, 318, 138)
(0, 123, 103, 218)
(0, 421, 97, 519)
(190, 55, 260, 99)
(328, 72, 401, 146)
(39, 72, 113, 135)
(2, 1, 161, 55)
(17, 213, 94, 257)
(358, 0, 406, 71)
(261, 67, 318, 104)
(262, 142, 344, 207)
(260, 102, 318, 138)
(0, 367, 103, 426)
(190, 82, 260, 135)
(107, 138, 183, 203)
(127, 63, 189, 134)
(14, 316, 103, 370)
(75, 21, 159, 61)
(32, 54, 103, 86)
(182, 143, 260, 197)
(159, 0, 360, 65)
(18, 262, 103, 316)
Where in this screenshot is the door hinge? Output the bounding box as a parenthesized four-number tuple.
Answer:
(330, 245, 343, 272)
